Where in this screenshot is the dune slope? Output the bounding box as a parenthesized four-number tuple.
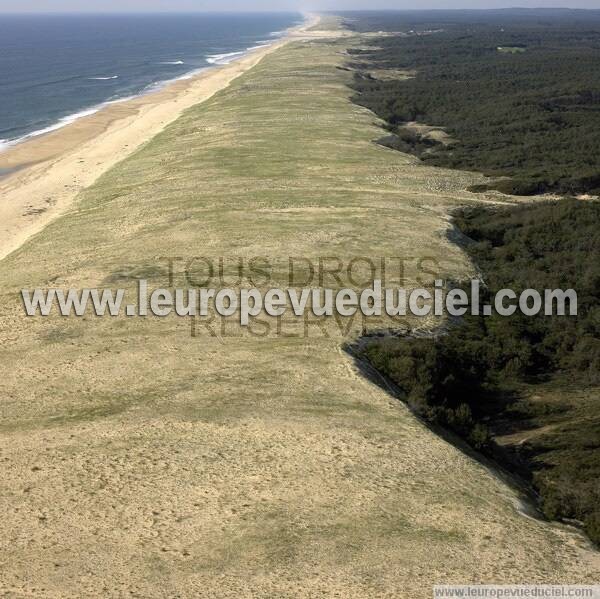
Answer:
(0, 32, 598, 598)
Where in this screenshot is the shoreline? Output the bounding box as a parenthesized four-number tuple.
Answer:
(0, 14, 319, 262)
(0, 36, 290, 156)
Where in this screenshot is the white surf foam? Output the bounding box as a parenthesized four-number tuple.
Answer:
(0, 103, 119, 153)
(0, 31, 284, 153)
(159, 60, 185, 65)
(171, 68, 208, 81)
(205, 38, 275, 66)
(205, 50, 246, 65)
(247, 43, 272, 51)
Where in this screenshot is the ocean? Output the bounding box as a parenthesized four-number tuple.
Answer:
(0, 12, 303, 150)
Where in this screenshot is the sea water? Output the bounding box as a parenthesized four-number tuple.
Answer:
(0, 12, 302, 150)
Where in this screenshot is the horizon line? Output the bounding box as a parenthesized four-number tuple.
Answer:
(1, 6, 600, 14)
(2, 6, 600, 13)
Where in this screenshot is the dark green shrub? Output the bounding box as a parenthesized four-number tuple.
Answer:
(359, 199, 600, 545)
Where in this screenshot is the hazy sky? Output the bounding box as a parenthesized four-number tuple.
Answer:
(2, 0, 600, 12)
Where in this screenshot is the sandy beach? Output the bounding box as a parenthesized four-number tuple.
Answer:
(0, 16, 318, 262)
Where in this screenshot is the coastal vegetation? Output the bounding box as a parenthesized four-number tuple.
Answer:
(346, 11, 600, 544)
(359, 199, 600, 543)
(347, 10, 600, 196)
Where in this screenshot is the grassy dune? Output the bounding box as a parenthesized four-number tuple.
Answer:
(0, 33, 598, 597)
